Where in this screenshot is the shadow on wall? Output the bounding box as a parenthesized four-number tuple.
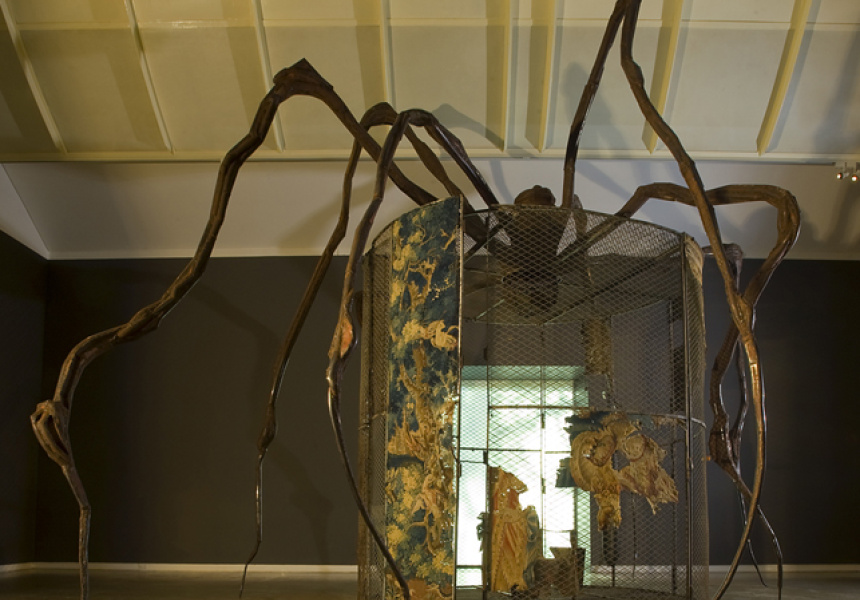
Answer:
(795, 181, 860, 258)
(33, 256, 359, 565)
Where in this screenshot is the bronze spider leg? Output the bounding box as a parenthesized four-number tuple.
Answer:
(717, 245, 784, 595)
(326, 108, 499, 600)
(618, 183, 799, 600)
(30, 399, 91, 598)
(707, 243, 748, 474)
(31, 58, 473, 600)
(240, 101, 467, 594)
(549, 0, 801, 597)
(562, 0, 628, 206)
(611, 3, 789, 596)
(703, 243, 778, 589)
(560, 14, 795, 594)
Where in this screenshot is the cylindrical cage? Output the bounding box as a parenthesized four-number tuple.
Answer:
(358, 198, 708, 600)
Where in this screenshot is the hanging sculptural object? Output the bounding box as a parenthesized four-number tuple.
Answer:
(30, 1, 799, 599)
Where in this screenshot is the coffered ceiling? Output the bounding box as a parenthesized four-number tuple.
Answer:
(0, 0, 858, 259)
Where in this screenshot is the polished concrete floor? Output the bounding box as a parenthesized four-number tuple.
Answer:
(0, 569, 858, 600)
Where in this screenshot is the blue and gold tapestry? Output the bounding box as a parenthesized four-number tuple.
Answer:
(385, 197, 461, 600)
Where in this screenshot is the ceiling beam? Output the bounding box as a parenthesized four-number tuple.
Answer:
(123, 0, 173, 153)
(0, 0, 66, 153)
(756, 0, 812, 155)
(534, 0, 560, 152)
(642, 0, 684, 153)
(251, 0, 285, 151)
(491, 0, 513, 152)
(378, 0, 395, 106)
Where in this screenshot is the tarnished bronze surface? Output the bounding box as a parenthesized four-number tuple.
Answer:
(30, 2, 799, 600)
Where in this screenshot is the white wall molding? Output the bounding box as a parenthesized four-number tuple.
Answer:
(0, 164, 49, 257)
(3, 159, 858, 262)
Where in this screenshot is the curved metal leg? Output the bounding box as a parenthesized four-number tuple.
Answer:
(618, 182, 798, 599)
(325, 107, 501, 600)
(240, 100, 472, 594)
(31, 59, 475, 600)
(558, 9, 800, 591)
(561, 0, 627, 206)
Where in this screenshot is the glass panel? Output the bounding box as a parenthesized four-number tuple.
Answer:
(544, 365, 582, 380)
(544, 409, 572, 452)
(460, 382, 488, 449)
(455, 567, 483, 587)
(488, 407, 541, 451)
(457, 360, 594, 595)
(488, 365, 541, 380)
(544, 376, 576, 406)
(488, 380, 541, 406)
(459, 448, 484, 463)
(456, 461, 487, 567)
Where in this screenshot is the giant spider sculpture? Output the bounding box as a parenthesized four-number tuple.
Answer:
(30, 1, 799, 599)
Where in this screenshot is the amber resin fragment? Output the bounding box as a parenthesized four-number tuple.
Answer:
(568, 413, 678, 528)
(618, 432, 679, 512)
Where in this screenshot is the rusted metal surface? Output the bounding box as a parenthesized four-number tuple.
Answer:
(30, 1, 799, 599)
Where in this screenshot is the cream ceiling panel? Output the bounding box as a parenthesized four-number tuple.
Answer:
(6, 0, 127, 24)
(1, 1, 857, 262)
(0, 13, 57, 154)
(0, 0, 855, 162)
(813, 0, 860, 25)
(391, 23, 503, 151)
(546, 22, 660, 151)
(666, 23, 788, 154)
(685, 0, 794, 23)
(265, 23, 385, 153)
(217, 160, 418, 256)
(389, 0, 490, 21)
(132, 0, 253, 23)
(262, 0, 367, 22)
(20, 27, 167, 152)
(140, 24, 273, 152)
(770, 24, 860, 157)
(560, 0, 663, 21)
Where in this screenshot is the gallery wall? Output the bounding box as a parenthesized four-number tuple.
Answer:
(701, 259, 860, 565)
(0, 230, 45, 565)
(2, 230, 859, 567)
(34, 254, 362, 566)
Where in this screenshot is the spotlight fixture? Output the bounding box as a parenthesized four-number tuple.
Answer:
(836, 161, 860, 182)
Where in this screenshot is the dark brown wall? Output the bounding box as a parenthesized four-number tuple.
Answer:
(35, 256, 361, 565)
(0, 230, 45, 565)
(703, 259, 860, 565)
(2, 238, 858, 567)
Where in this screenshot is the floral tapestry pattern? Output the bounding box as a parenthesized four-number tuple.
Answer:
(385, 198, 460, 600)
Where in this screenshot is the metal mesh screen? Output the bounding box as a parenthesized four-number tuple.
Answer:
(458, 206, 707, 600)
(360, 202, 708, 600)
(683, 238, 708, 599)
(359, 225, 394, 600)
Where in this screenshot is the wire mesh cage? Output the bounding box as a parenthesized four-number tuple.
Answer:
(358, 198, 708, 600)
